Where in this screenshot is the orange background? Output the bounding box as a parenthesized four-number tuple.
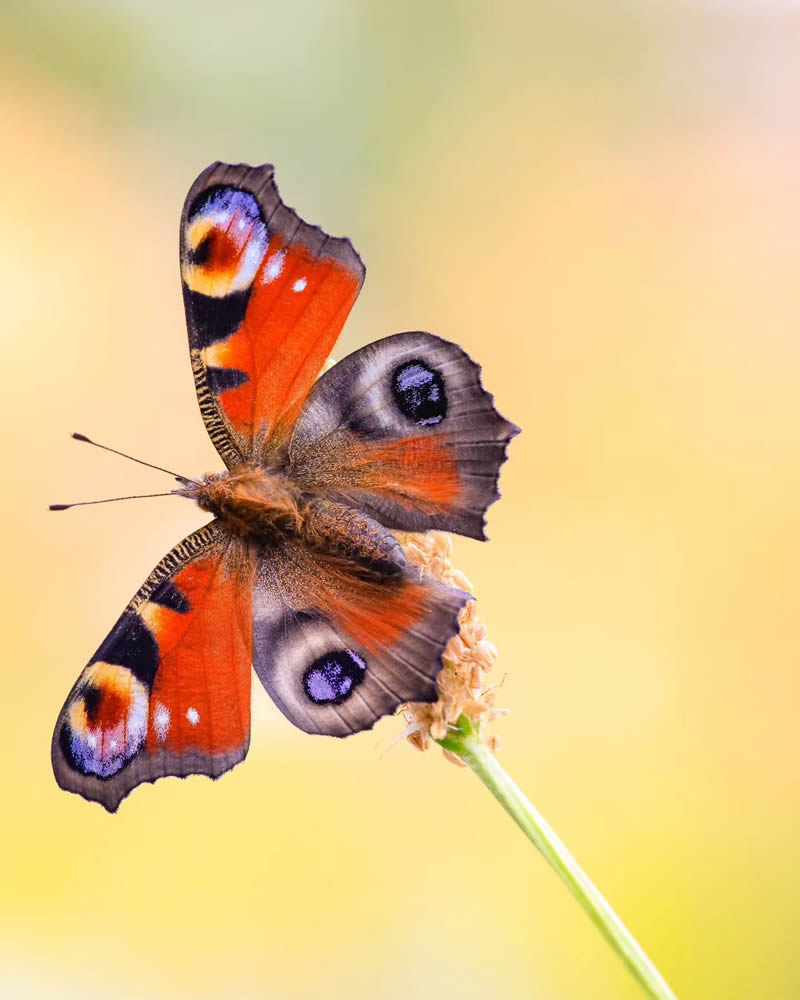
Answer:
(1, 3, 798, 998)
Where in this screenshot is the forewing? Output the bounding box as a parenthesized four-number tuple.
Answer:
(252, 540, 469, 736)
(180, 162, 365, 467)
(52, 523, 253, 811)
(288, 331, 519, 540)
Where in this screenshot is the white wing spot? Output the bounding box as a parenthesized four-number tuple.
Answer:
(263, 250, 286, 284)
(87, 733, 97, 750)
(154, 703, 171, 742)
(293, 277, 307, 293)
(186, 707, 200, 725)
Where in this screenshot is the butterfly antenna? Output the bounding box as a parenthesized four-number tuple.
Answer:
(71, 432, 195, 485)
(49, 492, 180, 512)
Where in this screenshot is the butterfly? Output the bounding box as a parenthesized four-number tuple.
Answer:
(51, 162, 519, 811)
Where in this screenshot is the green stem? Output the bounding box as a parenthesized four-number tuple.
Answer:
(438, 715, 678, 1000)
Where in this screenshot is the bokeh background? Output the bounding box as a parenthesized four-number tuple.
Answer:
(2, 2, 799, 998)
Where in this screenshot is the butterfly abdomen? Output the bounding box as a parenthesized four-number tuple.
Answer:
(301, 498, 406, 576)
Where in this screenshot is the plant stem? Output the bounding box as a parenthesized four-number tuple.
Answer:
(438, 715, 679, 1000)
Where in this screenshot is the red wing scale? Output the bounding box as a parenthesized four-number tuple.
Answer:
(180, 162, 365, 467)
(288, 331, 520, 539)
(52, 523, 252, 812)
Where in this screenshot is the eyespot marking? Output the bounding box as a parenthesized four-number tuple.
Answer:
(63, 662, 149, 778)
(303, 650, 367, 705)
(392, 360, 448, 426)
(182, 187, 268, 298)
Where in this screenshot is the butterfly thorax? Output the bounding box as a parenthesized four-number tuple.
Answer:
(190, 466, 303, 539)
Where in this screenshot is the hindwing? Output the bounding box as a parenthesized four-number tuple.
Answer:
(251, 535, 470, 736)
(288, 331, 520, 539)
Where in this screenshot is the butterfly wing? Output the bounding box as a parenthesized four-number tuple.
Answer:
(287, 331, 520, 540)
(180, 162, 365, 467)
(251, 530, 469, 736)
(52, 523, 252, 811)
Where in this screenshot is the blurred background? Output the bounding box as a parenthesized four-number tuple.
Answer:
(1, 1, 799, 998)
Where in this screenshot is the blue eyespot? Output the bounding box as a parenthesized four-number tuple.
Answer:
(392, 360, 447, 426)
(303, 650, 367, 705)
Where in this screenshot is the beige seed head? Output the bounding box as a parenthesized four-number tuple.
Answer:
(396, 531, 505, 759)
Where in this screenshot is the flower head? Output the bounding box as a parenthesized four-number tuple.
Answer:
(396, 531, 505, 760)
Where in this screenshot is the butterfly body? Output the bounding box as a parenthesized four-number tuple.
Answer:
(53, 162, 519, 811)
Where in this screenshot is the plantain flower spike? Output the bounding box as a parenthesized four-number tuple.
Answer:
(396, 531, 505, 761)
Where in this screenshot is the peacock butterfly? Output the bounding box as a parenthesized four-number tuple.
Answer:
(51, 162, 519, 811)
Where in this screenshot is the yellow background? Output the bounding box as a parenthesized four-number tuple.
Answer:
(2, 3, 798, 998)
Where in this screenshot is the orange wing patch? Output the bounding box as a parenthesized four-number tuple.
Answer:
(342, 435, 461, 509)
(145, 558, 252, 757)
(301, 552, 429, 654)
(292, 431, 461, 519)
